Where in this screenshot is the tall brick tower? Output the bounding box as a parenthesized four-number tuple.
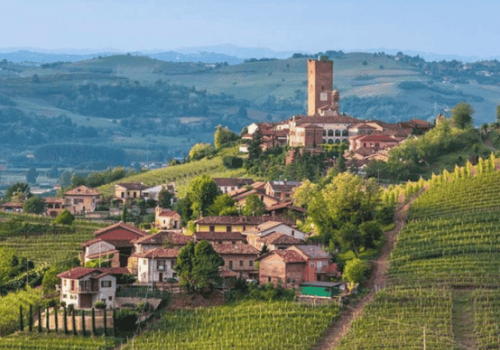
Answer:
(307, 59, 334, 116)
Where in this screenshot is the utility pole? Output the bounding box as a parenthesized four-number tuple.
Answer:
(423, 326, 426, 350)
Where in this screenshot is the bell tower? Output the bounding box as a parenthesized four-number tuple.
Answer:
(307, 58, 334, 116)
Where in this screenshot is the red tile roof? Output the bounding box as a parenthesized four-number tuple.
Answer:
(260, 232, 303, 245)
(194, 216, 295, 227)
(258, 249, 306, 263)
(132, 231, 191, 246)
(212, 244, 260, 255)
(356, 134, 399, 142)
(131, 248, 180, 259)
(193, 232, 245, 241)
(93, 222, 146, 238)
(266, 201, 307, 214)
(158, 210, 180, 218)
(44, 197, 64, 204)
(82, 238, 134, 248)
(0, 202, 23, 208)
(65, 185, 100, 196)
(56, 267, 130, 280)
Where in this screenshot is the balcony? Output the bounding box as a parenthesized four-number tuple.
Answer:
(70, 281, 98, 293)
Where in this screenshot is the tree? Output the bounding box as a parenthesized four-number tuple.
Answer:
(46, 166, 59, 178)
(451, 102, 473, 129)
(248, 129, 262, 161)
(185, 175, 219, 218)
(358, 221, 383, 249)
(23, 196, 45, 214)
(31, 74, 40, 83)
(208, 194, 238, 216)
(335, 154, 346, 173)
(188, 143, 214, 161)
(335, 223, 363, 257)
(121, 205, 128, 222)
(41, 265, 62, 294)
(343, 258, 367, 290)
(58, 171, 72, 188)
(53, 210, 75, 226)
(158, 187, 173, 208)
(236, 106, 248, 119)
(242, 194, 266, 216)
(0, 248, 15, 284)
(175, 241, 224, 294)
(3, 182, 31, 202)
(214, 125, 239, 150)
(497, 103, 500, 124)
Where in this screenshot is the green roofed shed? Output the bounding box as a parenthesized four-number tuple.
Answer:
(300, 282, 344, 298)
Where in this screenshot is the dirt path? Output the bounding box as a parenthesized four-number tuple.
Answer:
(312, 198, 416, 350)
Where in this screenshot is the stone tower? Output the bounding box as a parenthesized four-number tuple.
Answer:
(307, 59, 334, 116)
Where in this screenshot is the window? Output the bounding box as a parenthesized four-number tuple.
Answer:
(322, 130, 326, 136)
(328, 130, 334, 136)
(317, 261, 323, 269)
(101, 280, 112, 288)
(173, 272, 177, 278)
(249, 260, 253, 267)
(291, 230, 295, 237)
(133, 192, 137, 198)
(143, 259, 147, 265)
(239, 260, 244, 267)
(63, 294, 67, 299)
(63, 280, 66, 286)
(226, 226, 231, 232)
(232, 241, 236, 244)
(109, 296, 113, 301)
(209, 226, 215, 232)
(268, 277, 272, 282)
(157, 260, 166, 270)
(229, 261, 233, 270)
(121, 192, 124, 198)
(71, 280, 75, 290)
(335, 130, 341, 136)
(310, 261, 315, 267)
(101, 299, 106, 303)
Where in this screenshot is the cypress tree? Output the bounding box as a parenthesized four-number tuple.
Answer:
(103, 308, 107, 336)
(38, 307, 42, 333)
(81, 309, 86, 336)
(54, 307, 58, 333)
(63, 306, 68, 335)
(91, 308, 96, 335)
(29, 305, 33, 332)
(46, 307, 50, 333)
(72, 310, 77, 335)
(19, 305, 23, 332)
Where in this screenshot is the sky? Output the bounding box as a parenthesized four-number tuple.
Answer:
(1, 0, 499, 57)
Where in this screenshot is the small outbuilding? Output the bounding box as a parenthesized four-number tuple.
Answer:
(300, 281, 345, 298)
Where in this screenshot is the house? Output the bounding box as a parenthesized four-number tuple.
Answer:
(44, 197, 64, 217)
(154, 207, 181, 230)
(57, 267, 130, 309)
(114, 183, 149, 204)
(193, 216, 295, 233)
(242, 221, 307, 247)
(128, 231, 191, 274)
(64, 185, 101, 215)
(349, 134, 401, 152)
(232, 189, 280, 209)
(264, 201, 307, 216)
(141, 183, 176, 203)
(193, 231, 246, 245)
(264, 181, 302, 201)
(0, 202, 23, 213)
(257, 245, 337, 288)
(213, 244, 260, 280)
(133, 248, 180, 283)
(248, 232, 303, 251)
(213, 178, 254, 194)
(82, 222, 147, 267)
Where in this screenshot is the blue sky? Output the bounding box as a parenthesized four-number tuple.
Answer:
(1, 0, 499, 57)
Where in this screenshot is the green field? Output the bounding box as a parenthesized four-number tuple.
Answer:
(121, 300, 339, 350)
(337, 164, 500, 349)
(0, 288, 43, 336)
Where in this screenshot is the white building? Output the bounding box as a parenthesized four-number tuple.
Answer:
(242, 221, 308, 250)
(133, 248, 180, 283)
(57, 267, 130, 309)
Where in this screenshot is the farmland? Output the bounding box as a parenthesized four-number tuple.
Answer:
(0, 288, 43, 336)
(336, 163, 500, 349)
(0, 334, 116, 350)
(121, 300, 339, 350)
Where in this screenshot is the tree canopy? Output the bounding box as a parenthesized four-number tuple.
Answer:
(185, 175, 219, 219)
(451, 102, 474, 129)
(23, 196, 45, 214)
(208, 194, 238, 216)
(343, 258, 367, 290)
(53, 209, 75, 226)
(3, 182, 31, 202)
(214, 125, 239, 150)
(158, 187, 173, 208)
(497, 103, 500, 123)
(175, 241, 224, 295)
(242, 194, 266, 216)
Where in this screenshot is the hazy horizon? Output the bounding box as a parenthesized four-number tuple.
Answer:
(2, 0, 499, 58)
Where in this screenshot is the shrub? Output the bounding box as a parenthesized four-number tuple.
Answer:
(114, 309, 139, 333)
(94, 301, 106, 309)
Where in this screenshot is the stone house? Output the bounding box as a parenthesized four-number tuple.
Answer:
(349, 134, 401, 152)
(242, 221, 307, 247)
(81, 222, 147, 267)
(257, 245, 337, 288)
(0, 202, 23, 213)
(64, 185, 101, 215)
(57, 267, 130, 309)
(248, 232, 303, 252)
(193, 216, 295, 233)
(154, 207, 181, 230)
(213, 178, 254, 194)
(133, 248, 180, 283)
(44, 197, 64, 217)
(114, 183, 149, 204)
(213, 244, 260, 280)
(192, 231, 246, 245)
(264, 181, 302, 201)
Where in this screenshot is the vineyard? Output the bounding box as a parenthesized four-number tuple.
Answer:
(0, 334, 116, 350)
(336, 159, 500, 349)
(121, 300, 339, 350)
(0, 288, 42, 336)
(97, 146, 250, 198)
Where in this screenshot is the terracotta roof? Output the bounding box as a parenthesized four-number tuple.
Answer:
(212, 244, 260, 255)
(0, 202, 23, 208)
(158, 210, 180, 218)
(409, 119, 432, 127)
(193, 232, 245, 241)
(257, 221, 286, 232)
(56, 267, 130, 280)
(132, 231, 191, 246)
(353, 147, 376, 157)
(294, 115, 359, 125)
(267, 181, 302, 191)
(356, 134, 399, 142)
(194, 216, 295, 227)
(213, 178, 254, 187)
(115, 183, 148, 191)
(258, 249, 306, 263)
(291, 245, 330, 259)
(44, 197, 64, 204)
(259, 232, 303, 245)
(132, 248, 180, 259)
(93, 222, 146, 238)
(65, 185, 100, 196)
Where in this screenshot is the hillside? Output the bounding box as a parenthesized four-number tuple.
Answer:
(2, 50, 499, 168)
(336, 161, 500, 349)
